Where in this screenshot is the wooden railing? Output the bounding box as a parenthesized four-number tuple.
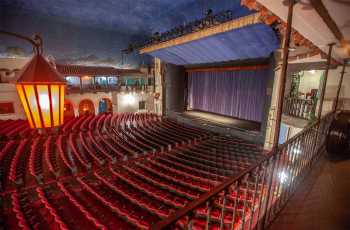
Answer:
(153, 112, 334, 230)
(283, 97, 316, 120)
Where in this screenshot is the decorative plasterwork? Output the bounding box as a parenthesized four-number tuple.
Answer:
(241, 0, 339, 64)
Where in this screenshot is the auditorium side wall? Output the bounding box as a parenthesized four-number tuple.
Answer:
(164, 63, 186, 115)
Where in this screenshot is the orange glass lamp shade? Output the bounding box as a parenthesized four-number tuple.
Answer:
(16, 54, 66, 129)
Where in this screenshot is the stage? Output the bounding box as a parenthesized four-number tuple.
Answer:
(175, 110, 261, 132)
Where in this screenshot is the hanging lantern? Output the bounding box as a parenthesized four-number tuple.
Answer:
(16, 54, 66, 129)
(0, 32, 66, 129)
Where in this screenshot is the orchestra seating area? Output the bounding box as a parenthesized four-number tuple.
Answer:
(0, 112, 265, 229)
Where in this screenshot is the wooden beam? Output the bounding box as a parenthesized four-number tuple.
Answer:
(309, 0, 343, 41)
(140, 13, 261, 54)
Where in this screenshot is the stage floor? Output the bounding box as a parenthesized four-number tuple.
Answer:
(180, 110, 261, 132)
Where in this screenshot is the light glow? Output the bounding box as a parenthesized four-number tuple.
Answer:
(51, 85, 60, 126)
(16, 85, 34, 128)
(37, 85, 51, 127)
(39, 93, 50, 110)
(278, 171, 288, 184)
(292, 147, 301, 155)
(24, 85, 42, 128)
(122, 93, 136, 105)
(16, 84, 65, 128)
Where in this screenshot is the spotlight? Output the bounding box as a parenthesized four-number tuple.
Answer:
(309, 70, 316, 74)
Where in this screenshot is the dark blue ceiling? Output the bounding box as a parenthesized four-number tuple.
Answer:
(0, 0, 250, 34)
(148, 24, 279, 65)
(0, 0, 276, 68)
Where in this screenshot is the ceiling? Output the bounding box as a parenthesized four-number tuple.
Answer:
(148, 23, 279, 65)
(257, 0, 350, 61)
(0, 0, 251, 68)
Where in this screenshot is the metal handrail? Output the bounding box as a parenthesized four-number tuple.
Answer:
(153, 112, 333, 229)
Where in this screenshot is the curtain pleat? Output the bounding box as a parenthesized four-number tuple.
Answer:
(188, 69, 268, 122)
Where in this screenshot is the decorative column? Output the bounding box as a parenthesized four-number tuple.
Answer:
(272, 0, 296, 148)
(79, 76, 83, 90)
(333, 61, 346, 111)
(154, 58, 164, 115)
(316, 43, 335, 119)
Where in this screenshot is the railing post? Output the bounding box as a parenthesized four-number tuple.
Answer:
(205, 200, 212, 230)
(273, 0, 296, 148)
(220, 189, 228, 230)
(187, 211, 194, 230)
(248, 168, 260, 230)
(317, 43, 335, 119)
(261, 153, 278, 228)
(230, 181, 240, 230)
(333, 62, 347, 111)
(241, 174, 249, 230)
(79, 76, 83, 91)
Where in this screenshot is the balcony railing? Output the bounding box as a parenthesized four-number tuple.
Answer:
(153, 112, 334, 230)
(125, 9, 236, 52)
(66, 84, 154, 94)
(283, 97, 316, 120)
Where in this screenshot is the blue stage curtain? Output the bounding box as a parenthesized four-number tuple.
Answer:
(188, 69, 269, 122)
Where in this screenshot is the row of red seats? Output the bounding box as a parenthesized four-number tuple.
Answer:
(0, 120, 37, 140)
(81, 136, 263, 229)
(1, 113, 263, 229)
(0, 116, 209, 191)
(0, 113, 160, 140)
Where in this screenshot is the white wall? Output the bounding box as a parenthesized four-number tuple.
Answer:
(0, 57, 30, 83)
(298, 70, 323, 95)
(264, 55, 350, 149)
(66, 91, 155, 115)
(0, 58, 29, 120)
(66, 92, 113, 116)
(117, 92, 154, 113)
(316, 65, 350, 115)
(0, 57, 156, 121)
(0, 84, 26, 120)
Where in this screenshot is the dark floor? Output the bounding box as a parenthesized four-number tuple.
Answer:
(180, 110, 261, 131)
(268, 153, 350, 230)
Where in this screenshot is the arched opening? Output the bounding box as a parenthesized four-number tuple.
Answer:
(98, 98, 113, 114)
(64, 100, 75, 121)
(79, 99, 95, 116)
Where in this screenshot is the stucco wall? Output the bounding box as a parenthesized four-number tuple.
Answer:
(0, 84, 26, 120)
(0, 57, 30, 83)
(265, 58, 350, 149)
(164, 63, 185, 115)
(66, 92, 113, 116)
(0, 57, 155, 121)
(323, 66, 350, 113)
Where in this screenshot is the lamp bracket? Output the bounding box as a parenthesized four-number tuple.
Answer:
(0, 30, 43, 54)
